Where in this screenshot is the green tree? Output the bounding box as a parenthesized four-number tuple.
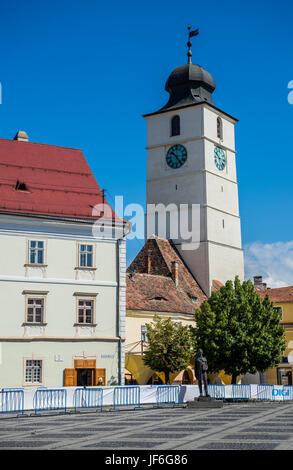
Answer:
(142, 315, 194, 384)
(192, 277, 285, 384)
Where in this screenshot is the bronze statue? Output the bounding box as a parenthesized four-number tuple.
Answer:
(194, 349, 210, 397)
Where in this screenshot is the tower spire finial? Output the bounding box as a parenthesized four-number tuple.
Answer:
(187, 25, 199, 64)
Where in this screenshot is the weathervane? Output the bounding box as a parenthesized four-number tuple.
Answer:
(187, 25, 199, 64)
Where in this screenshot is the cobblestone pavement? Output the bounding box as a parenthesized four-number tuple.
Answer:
(1, 402, 293, 450)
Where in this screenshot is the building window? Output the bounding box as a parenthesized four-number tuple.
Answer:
(78, 299, 94, 324)
(26, 298, 44, 323)
(217, 116, 223, 139)
(171, 115, 180, 136)
(79, 244, 94, 268)
(25, 360, 43, 384)
(188, 294, 198, 303)
(141, 325, 148, 343)
(29, 240, 45, 265)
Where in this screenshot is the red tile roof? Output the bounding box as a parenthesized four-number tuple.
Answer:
(0, 138, 118, 221)
(257, 286, 293, 303)
(127, 236, 207, 315)
(212, 280, 224, 291)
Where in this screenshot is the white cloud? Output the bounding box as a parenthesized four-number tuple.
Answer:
(244, 241, 293, 288)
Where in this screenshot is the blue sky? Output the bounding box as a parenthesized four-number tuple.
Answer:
(0, 0, 292, 286)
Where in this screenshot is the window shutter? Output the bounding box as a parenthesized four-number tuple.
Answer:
(64, 368, 77, 386)
(95, 368, 106, 386)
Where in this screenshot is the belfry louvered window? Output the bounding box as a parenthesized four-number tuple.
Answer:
(217, 116, 223, 139)
(171, 115, 180, 136)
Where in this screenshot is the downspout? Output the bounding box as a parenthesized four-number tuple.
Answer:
(117, 238, 122, 385)
(117, 221, 131, 385)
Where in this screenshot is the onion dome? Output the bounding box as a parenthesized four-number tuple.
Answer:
(160, 63, 216, 112)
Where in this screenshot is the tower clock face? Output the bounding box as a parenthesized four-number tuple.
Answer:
(166, 144, 187, 169)
(214, 146, 226, 171)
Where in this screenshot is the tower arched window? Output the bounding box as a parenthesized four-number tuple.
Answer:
(171, 115, 180, 136)
(217, 117, 223, 139)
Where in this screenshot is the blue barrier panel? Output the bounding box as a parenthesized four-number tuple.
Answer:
(2, 388, 24, 391)
(34, 389, 67, 414)
(0, 390, 24, 414)
(113, 386, 140, 409)
(232, 384, 251, 401)
(283, 385, 293, 401)
(74, 387, 103, 411)
(208, 384, 225, 401)
(156, 385, 180, 406)
(257, 385, 273, 401)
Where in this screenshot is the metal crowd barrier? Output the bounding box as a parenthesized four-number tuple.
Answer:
(34, 388, 67, 414)
(257, 384, 273, 401)
(113, 386, 141, 409)
(0, 390, 24, 414)
(208, 384, 226, 401)
(74, 387, 103, 411)
(232, 384, 251, 401)
(156, 385, 180, 406)
(283, 385, 293, 401)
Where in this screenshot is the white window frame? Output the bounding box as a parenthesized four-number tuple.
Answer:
(27, 239, 47, 266)
(74, 295, 97, 326)
(141, 325, 148, 343)
(77, 243, 96, 269)
(26, 297, 45, 324)
(23, 291, 48, 325)
(24, 359, 44, 385)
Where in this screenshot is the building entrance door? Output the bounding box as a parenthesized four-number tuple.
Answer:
(277, 368, 292, 385)
(64, 359, 106, 386)
(76, 368, 95, 386)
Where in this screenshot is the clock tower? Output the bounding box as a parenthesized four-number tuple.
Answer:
(143, 30, 244, 296)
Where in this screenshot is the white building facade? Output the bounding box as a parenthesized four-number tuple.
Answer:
(0, 134, 130, 388)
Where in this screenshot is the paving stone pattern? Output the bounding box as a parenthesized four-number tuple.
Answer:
(1, 403, 293, 450)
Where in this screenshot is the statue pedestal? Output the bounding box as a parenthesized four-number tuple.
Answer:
(186, 396, 223, 409)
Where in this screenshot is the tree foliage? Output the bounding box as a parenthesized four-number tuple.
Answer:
(192, 277, 285, 384)
(142, 315, 194, 384)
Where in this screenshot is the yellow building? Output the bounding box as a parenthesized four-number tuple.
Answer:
(125, 236, 207, 385)
(256, 283, 293, 385)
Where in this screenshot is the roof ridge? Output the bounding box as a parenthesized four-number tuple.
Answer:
(0, 138, 82, 152)
(0, 162, 91, 176)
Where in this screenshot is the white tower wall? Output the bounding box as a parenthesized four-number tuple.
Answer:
(145, 102, 244, 296)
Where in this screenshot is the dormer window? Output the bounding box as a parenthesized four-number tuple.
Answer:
(217, 117, 223, 140)
(171, 115, 180, 136)
(150, 296, 168, 301)
(188, 294, 198, 303)
(15, 180, 28, 191)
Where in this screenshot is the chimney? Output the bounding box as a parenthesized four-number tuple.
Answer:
(14, 130, 29, 142)
(147, 247, 152, 274)
(171, 261, 179, 287)
(253, 275, 267, 290)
